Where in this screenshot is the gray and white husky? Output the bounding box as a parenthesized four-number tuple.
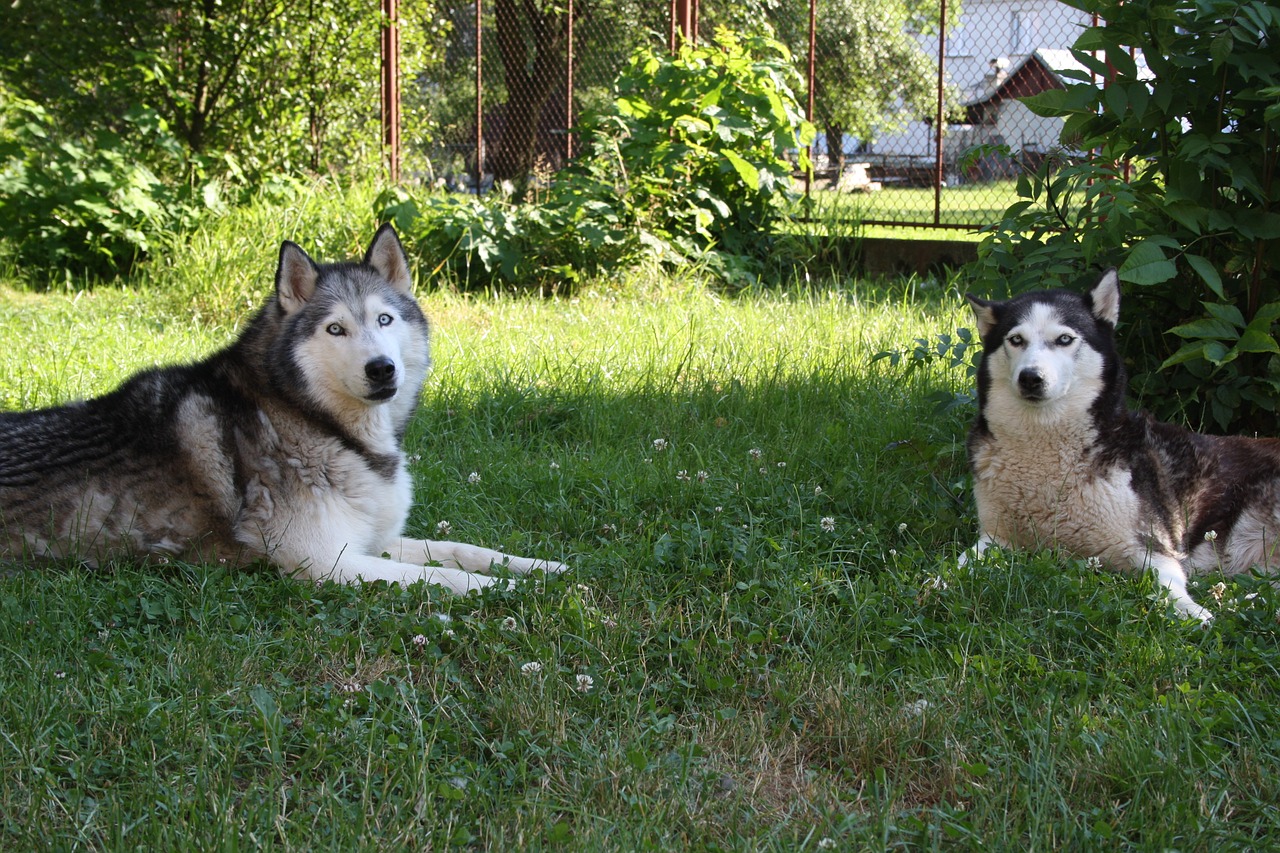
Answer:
(965, 269, 1280, 623)
(0, 224, 566, 593)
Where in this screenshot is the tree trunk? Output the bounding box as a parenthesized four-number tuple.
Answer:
(490, 0, 568, 185)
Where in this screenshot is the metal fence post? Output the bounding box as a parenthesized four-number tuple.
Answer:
(933, 0, 948, 226)
(475, 0, 484, 195)
(380, 0, 401, 184)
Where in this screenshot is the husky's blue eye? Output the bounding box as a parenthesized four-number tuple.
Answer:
(326, 323, 345, 336)
(378, 313, 393, 327)
(1007, 334, 1025, 347)
(1056, 334, 1075, 346)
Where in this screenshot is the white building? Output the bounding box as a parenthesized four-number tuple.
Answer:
(859, 0, 1096, 183)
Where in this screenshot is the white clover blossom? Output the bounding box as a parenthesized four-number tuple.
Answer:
(1210, 581, 1228, 604)
(652, 438, 669, 452)
(549, 461, 560, 470)
(897, 522, 908, 533)
(501, 616, 518, 631)
(696, 470, 709, 483)
(817, 840, 837, 851)
(820, 516, 836, 532)
(923, 575, 948, 592)
(435, 520, 452, 536)
(1205, 529, 1219, 542)
(776, 461, 786, 469)
(575, 674, 595, 693)
(814, 485, 823, 495)
(520, 661, 543, 675)
(467, 471, 481, 484)
(411, 633, 428, 647)
(749, 448, 762, 460)
(677, 470, 691, 482)
(1085, 556, 1103, 571)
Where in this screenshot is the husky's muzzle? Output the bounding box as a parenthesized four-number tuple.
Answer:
(1017, 367, 1047, 401)
(365, 356, 399, 401)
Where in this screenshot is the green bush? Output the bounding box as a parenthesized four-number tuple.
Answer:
(380, 28, 814, 290)
(0, 98, 207, 280)
(969, 0, 1280, 432)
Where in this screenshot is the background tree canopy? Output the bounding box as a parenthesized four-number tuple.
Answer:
(0, 0, 447, 180)
(0, 0, 942, 280)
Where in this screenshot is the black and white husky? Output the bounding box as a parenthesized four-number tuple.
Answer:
(965, 269, 1280, 623)
(0, 224, 566, 593)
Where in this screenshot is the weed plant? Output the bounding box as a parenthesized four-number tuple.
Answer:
(0, 185, 1278, 849)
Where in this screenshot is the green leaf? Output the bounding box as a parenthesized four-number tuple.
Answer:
(1183, 254, 1224, 298)
(1021, 89, 1071, 118)
(1203, 302, 1246, 328)
(1167, 318, 1239, 341)
(1235, 328, 1280, 355)
(1118, 241, 1176, 285)
(721, 149, 759, 189)
(1160, 341, 1209, 370)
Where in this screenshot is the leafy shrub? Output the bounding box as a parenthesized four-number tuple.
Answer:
(0, 98, 208, 281)
(380, 28, 814, 290)
(968, 0, 1280, 432)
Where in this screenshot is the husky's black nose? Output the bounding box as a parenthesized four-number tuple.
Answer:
(365, 356, 397, 384)
(1017, 369, 1046, 397)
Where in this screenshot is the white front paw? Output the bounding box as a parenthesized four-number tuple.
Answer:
(539, 559, 569, 575)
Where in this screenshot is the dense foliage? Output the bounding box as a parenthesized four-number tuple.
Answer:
(0, 0, 444, 280)
(970, 0, 1280, 433)
(381, 29, 815, 290)
(0, 99, 205, 279)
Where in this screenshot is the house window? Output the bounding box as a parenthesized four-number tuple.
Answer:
(1011, 10, 1023, 53)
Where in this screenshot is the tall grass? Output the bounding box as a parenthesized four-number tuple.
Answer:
(0, 182, 1277, 850)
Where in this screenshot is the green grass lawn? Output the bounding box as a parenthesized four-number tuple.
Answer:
(786, 180, 1019, 241)
(0, 184, 1278, 849)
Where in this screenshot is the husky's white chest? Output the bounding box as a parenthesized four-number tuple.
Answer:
(236, 408, 412, 558)
(971, 423, 1143, 561)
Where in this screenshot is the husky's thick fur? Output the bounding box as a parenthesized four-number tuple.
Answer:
(966, 269, 1280, 623)
(0, 225, 565, 593)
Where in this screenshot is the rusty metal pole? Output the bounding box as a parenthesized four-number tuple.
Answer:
(475, 0, 484, 194)
(673, 0, 694, 49)
(380, 0, 401, 183)
(805, 0, 816, 198)
(566, 0, 574, 163)
(933, 0, 948, 225)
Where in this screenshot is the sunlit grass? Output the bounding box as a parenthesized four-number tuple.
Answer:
(0, 180, 1277, 849)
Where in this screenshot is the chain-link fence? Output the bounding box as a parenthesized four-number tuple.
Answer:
(400, 0, 1095, 230)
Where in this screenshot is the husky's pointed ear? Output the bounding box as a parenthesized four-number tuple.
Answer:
(1090, 269, 1121, 326)
(365, 223, 413, 293)
(966, 293, 1000, 338)
(276, 241, 319, 314)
